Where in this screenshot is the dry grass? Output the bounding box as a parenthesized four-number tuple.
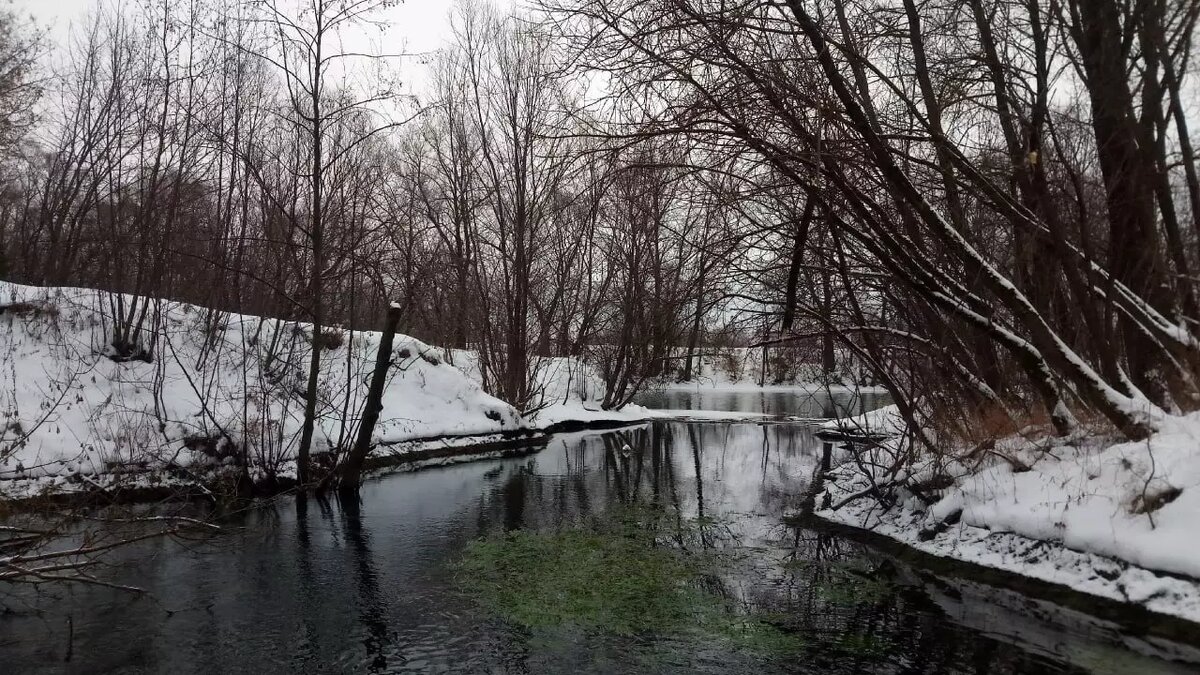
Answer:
(314, 328, 345, 351)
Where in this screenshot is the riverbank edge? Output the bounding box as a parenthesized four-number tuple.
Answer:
(805, 472, 1200, 637)
(791, 510, 1200, 652)
(0, 416, 664, 509)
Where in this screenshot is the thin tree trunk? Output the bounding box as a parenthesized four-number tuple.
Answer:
(340, 304, 401, 491)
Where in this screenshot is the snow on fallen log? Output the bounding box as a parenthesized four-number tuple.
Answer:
(816, 403, 906, 438)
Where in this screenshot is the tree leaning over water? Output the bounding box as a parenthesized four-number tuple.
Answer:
(541, 0, 1200, 441)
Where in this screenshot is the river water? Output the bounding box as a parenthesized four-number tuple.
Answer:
(1, 390, 1198, 673)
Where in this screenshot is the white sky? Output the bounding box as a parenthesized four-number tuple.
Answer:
(15, 0, 459, 50)
(11, 0, 489, 97)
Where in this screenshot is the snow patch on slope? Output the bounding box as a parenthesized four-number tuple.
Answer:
(0, 281, 523, 493)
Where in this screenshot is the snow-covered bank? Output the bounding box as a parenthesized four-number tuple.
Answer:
(518, 358, 795, 427)
(813, 407, 1200, 624)
(419, 349, 660, 430)
(0, 282, 600, 500)
(523, 356, 665, 429)
(0, 282, 862, 503)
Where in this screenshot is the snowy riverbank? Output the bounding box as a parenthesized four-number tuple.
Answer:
(812, 405, 1200, 624)
(0, 282, 700, 501)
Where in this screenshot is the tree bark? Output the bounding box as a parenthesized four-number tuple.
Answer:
(340, 304, 401, 491)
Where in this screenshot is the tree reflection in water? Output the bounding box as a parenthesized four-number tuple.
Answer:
(1, 407, 1194, 674)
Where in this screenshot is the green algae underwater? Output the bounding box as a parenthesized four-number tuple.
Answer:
(453, 504, 895, 661)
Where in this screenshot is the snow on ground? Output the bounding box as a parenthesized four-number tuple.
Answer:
(525, 356, 663, 427)
(0, 281, 523, 496)
(663, 380, 890, 394)
(518, 357, 791, 426)
(662, 346, 884, 391)
(653, 409, 777, 421)
(813, 408, 1200, 623)
(0, 282, 819, 501)
(429, 351, 665, 428)
(531, 401, 659, 427)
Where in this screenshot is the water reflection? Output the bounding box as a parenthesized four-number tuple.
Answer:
(0, 418, 1196, 674)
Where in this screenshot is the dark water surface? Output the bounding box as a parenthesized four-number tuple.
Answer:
(2, 391, 1197, 674)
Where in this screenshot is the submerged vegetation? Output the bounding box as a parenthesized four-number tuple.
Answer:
(457, 526, 716, 635)
(454, 506, 894, 659)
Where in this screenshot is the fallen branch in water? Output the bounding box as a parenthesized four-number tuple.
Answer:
(0, 512, 222, 591)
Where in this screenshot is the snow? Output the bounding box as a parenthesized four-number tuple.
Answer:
(532, 400, 661, 427)
(532, 404, 777, 427)
(0, 281, 525, 494)
(813, 409, 1200, 623)
(661, 346, 882, 391)
(429, 352, 663, 428)
(0, 281, 758, 499)
(931, 416, 1200, 579)
(817, 402, 910, 437)
(525, 356, 663, 427)
(663, 380, 889, 394)
(517, 356, 817, 426)
(653, 409, 777, 421)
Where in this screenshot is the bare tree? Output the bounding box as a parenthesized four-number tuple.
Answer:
(245, 0, 404, 485)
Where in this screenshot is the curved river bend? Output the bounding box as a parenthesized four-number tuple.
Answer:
(2, 390, 1198, 674)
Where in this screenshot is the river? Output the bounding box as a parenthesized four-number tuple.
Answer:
(1, 389, 1198, 673)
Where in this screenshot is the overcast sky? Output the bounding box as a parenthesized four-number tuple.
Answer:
(11, 0, 473, 97)
(14, 0, 458, 50)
